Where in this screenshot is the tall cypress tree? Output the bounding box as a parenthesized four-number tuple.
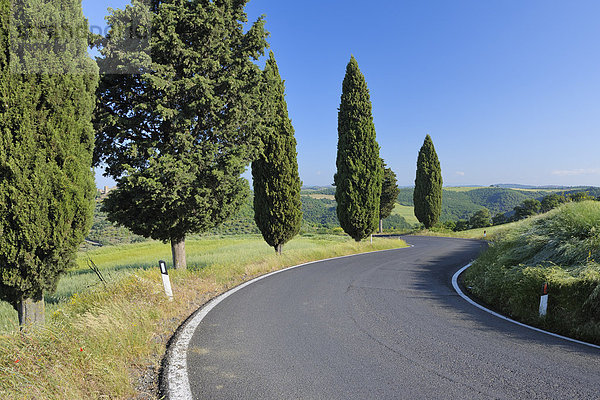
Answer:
(252, 52, 302, 254)
(379, 160, 400, 232)
(0, 0, 98, 326)
(413, 135, 443, 228)
(334, 56, 382, 241)
(94, 0, 268, 269)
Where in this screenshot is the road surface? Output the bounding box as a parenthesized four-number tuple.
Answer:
(181, 236, 599, 399)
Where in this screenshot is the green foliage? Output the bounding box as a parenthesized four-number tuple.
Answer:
(381, 215, 411, 231)
(464, 201, 600, 344)
(492, 212, 507, 225)
(413, 135, 442, 228)
(301, 196, 338, 228)
(513, 198, 541, 220)
(0, 0, 98, 308)
(211, 197, 260, 235)
(334, 56, 382, 241)
(87, 198, 147, 245)
(469, 208, 491, 229)
(540, 193, 566, 212)
(569, 192, 595, 202)
(94, 0, 268, 245)
(252, 52, 302, 252)
(454, 220, 470, 231)
(380, 160, 400, 220)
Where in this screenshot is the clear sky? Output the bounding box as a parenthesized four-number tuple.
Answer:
(83, 0, 600, 188)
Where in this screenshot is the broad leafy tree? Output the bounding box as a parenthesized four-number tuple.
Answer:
(379, 160, 400, 232)
(252, 52, 302, 254)
(540, 193, 565, 213)
(0, 0, 98, 326)
(469, 208, 492, 229)
(513, 199, 541, 220)
(334, 56, 382, 241)
(94, 0, 268, 269)
(492, 212, 507, 226)
(413, 135, 442, 228)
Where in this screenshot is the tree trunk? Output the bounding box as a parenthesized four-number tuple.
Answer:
(275, 244, 283, 255)
(379, 218, 383, 233)
(171, 236, 187, 270)
(18, 295, 45, 329)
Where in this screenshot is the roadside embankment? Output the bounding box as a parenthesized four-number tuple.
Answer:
(462, 201, 600, 345)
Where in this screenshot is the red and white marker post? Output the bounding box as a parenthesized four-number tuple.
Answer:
(539, 282, 549, 317)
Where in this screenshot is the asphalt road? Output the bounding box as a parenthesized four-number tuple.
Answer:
(185, 236, 600, 399)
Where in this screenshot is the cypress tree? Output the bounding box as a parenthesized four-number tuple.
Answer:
(379, 160, 400, 233)
(0, 0, 98, 326)
(413, 135, 443, 228)
(252, 52, 302, 254)
(94, 0, 268, 269)
(334, 56, 382, 241)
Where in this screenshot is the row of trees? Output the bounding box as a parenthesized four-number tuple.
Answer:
(0, 0, 302, 326)
(0, 0, 443, 326)
(334, 56, 442, 240)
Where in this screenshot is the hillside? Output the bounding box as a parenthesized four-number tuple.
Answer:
(89, 186, 600, 245)
(88, 188, 411, 245)
(397, 186, 600, 221)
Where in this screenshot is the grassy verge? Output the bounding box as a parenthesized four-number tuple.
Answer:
(411, 222, 519, 240)
(462, 201, 600, 345)
(0, 234, 406, 399)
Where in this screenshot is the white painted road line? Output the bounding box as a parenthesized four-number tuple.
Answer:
(452, 263, 600, 350)
(166, 245, 411, 400)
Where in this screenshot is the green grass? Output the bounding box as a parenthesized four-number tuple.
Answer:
(462, 201, 600, 345)
(0, 234, 407, 399)
(391, 203, 419, 225)
(413, 221, 520, 240)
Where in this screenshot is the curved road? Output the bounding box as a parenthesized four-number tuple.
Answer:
(181, 237, 599, 399)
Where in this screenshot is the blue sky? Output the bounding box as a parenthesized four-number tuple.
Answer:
(83, 0, 600, 188)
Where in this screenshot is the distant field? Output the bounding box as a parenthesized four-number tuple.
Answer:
(443, 186, 485, 192)
(307, 194, 335, 200)
(510, 188, 563, 193)
(391, 203, 419, 225)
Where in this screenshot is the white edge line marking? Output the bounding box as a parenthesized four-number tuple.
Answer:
(452, 263, 600, 350)
(167, 244, 413, 400)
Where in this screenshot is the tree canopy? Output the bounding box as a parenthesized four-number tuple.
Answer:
(0, 0, 98, 325)
(413, 135, 442, 229)
(94, 0, 268, 268)
(252, 52, 302, 254)
(334, 56, 382, 241)
(380, 160, 400, 220)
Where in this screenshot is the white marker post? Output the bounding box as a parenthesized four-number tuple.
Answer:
(539, 282, 549, 317)
(159, 260, 174, 301)
(370, 234, 373, 244)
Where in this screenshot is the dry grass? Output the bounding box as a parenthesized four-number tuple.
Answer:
(0, 235, 406, 399)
